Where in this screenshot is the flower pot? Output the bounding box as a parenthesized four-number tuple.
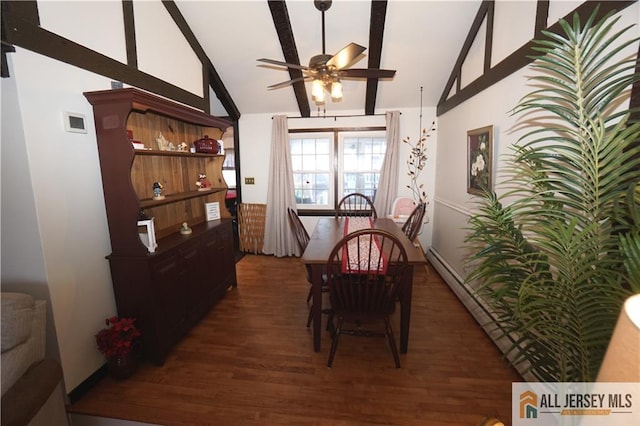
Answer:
(107, 352, 137, 380)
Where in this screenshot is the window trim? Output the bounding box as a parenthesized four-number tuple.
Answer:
(289, 126, 386, 215)
(290, 131, 335, 211)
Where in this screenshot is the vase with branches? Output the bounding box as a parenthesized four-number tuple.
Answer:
(465, 7, 640, 382)
(404, 122, 435, 204)
(403, 86, 436, 204)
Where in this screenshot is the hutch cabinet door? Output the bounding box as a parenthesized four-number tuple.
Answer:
(150, 253, 188, 361)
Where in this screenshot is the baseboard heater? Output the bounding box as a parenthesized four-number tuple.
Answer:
(426, 248, 534, 381)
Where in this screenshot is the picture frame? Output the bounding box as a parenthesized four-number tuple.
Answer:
(467, 125, 493, 195)
(205, 201, 221, 221)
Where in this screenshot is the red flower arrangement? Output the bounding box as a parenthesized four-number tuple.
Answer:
(95, 316, 141, 358)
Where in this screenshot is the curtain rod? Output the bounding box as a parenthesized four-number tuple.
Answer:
(272, 112, 400, 121)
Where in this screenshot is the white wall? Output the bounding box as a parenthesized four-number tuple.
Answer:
(433, 66, 530, 277)
(237, 106, 438, 250)
(2, 49, 119, 391)
(0, 2, 205, 392)
(431, 2, 640, 289)
(1, 58, 60, 362)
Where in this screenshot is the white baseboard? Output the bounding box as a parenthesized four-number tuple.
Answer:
(426, 248, 534, 381)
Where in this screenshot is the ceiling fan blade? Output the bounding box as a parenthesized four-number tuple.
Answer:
(267, 76, 312, 90)
(326, 42, 366, 70)
(257, 58, 309, 71)
(339, 68, 396, 78)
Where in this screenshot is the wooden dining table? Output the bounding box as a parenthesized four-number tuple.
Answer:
(301, 217, 427, 353)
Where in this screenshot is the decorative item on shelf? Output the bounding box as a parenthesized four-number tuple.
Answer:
(205, 201, 221, 221)
(127, 129, 145, 150)
(180, 222, 192, 235)
(152, 181, 165, 200)
(137, 211, 157, 253)
(193, 135, 219, 154)
(156, 132, 171, 151)
(95, 316, 141, 380)
(177, 142, 188, 152)
(195, 173, 211, 191)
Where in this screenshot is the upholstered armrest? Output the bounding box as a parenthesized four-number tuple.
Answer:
(1, 294, 46, 396)
(1, 359, 63, 426)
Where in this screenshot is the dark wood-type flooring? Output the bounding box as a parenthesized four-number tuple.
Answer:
(68, 254, 521, 425)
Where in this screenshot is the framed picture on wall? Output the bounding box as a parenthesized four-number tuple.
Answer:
(467, 125, 493, 195)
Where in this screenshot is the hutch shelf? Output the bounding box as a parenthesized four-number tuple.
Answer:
(85, 88, 236, 365)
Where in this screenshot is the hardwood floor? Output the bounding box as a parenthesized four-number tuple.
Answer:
(68, 254, 521, 425)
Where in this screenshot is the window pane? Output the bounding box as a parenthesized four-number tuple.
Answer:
(301, 155, 316, 170)
(290, 138, 302, 154)
(340, 135, 386, 197)
(343, 154, 358, 170)
(302, 139, 316, 154)
(343, 140, 357, 154)
(316, 154, 330, 170)
(290, 134, 333, 209)
(316, 139, 330, 154)
(291, 155, 302, 170)
(290, 132, 385, 210)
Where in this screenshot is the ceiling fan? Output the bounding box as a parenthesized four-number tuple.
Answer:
(257, 0, 396, 105)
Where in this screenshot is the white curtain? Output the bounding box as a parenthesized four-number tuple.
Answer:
(373, 110, 401, 217)
(263, 115, 299, 257)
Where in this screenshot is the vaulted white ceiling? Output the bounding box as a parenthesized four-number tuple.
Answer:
(174, 0, 482, 117)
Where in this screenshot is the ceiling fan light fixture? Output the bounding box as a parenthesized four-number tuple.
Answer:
(312, 79, 325, 103)
(331, 80, 342, 101)
(258, 0, 396, 110)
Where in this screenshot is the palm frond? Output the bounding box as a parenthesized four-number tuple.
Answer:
(465, 7, 638, 382)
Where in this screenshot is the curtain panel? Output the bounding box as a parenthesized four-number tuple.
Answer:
(263, 115, 299, 257)
(373, 111, 401, 217)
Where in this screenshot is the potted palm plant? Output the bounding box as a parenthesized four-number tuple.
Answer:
(465, 7, 640, 382)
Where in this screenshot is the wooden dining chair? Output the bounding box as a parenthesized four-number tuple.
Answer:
(325, 228, 409, 368)
(287, 207, 310, 255)
(287, 207, 329, 327)
(335, 193, 377, 218)
(401, 202, 426, 243)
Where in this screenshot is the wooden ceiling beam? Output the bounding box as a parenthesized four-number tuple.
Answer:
(268, 1, 311, 117)
(163, 1, 240, 120)
(364, 0, 388, 115)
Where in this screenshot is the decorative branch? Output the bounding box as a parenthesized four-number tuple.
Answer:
(403, 121, 435, 204)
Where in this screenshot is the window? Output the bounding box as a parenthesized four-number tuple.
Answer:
(291, 134, 332, 207)
(340, 133, 386, 199)
(290, 129, 386, 211)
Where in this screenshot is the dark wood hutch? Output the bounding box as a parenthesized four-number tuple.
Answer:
(85, 88, 237, 365)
